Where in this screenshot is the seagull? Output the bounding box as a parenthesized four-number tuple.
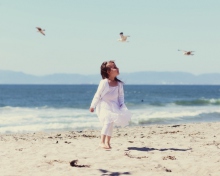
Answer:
(118, 32, 130, 42)
(36, 27, 45, 36)
(178, 49, 194, 56)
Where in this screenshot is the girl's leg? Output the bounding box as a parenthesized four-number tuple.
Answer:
(105, 136, 111, 148)
(100, 123, 112, 149)
(105, 122, 114, 148)
(99, 134, 108, 148)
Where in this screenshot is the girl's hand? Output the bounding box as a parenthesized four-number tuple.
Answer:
(90, 107, 94, 112)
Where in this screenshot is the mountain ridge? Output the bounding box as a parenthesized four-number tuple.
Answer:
(0, 70, 220, 85)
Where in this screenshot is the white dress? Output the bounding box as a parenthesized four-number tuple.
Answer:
(96, 85, 131, 127)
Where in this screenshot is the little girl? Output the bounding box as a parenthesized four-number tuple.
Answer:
(90, 60, 131, 149)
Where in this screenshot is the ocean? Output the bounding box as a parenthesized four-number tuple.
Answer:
(0, 85, 220, 134)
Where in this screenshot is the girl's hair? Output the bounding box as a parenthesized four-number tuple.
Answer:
(100, 60, 123, 83)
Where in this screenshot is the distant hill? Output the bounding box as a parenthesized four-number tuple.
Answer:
(0, 70, 220, 85)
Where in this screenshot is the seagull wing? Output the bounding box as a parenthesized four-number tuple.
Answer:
(36, 27, 42, 31)
(40, 31, 45, 35)
(178, 49, 187, 52)
(123, 36, 127, 40)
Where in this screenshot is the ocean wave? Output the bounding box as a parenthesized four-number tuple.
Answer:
(1, 106, 220, 133)
(1, 98, 220, 110)
(136, 112, 220, 125)
(129, 106, 220, 126)
(0, 107, 100, 133)
(0, 121, 102, 134)
(174, 98, 220, 106)
(127, 98, 220, 109)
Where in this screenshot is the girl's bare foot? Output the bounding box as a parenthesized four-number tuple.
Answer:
(105, 143, 111, 149)
(99, 143, 110, 149)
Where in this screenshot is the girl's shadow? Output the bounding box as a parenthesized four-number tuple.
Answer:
(99, 169, 131, 176)
(127, 147, 191, 152)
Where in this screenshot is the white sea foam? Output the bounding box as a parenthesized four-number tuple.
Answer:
(130, 106, 220, 124)
(0, 107, 101, 133)
(0, 106, 220, 133)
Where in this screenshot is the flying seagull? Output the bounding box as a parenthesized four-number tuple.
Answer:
(178, 49, 194, 56)
(118, 32, 130, 42)
(36, 27, 45, 36)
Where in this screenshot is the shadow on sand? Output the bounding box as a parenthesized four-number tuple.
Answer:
(99, 169, 131, 176)
(127, 147, 191, 152)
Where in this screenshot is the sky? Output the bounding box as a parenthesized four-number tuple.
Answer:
(0, 0, 220, 76)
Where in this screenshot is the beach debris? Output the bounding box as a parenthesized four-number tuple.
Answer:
(155, 164, 172, 172)
(161, 130, 182, 134)
(128, 141, 134, 143)
(69, 160, 90, 168)
(164, 168, 172, 172)
(55, 135, 62, 139)
(151, 131, 156, 134)
(64, 141, 71, 144)
(81, 134, 97, 138)
(46, 159, 66, 165)
(140, 133, 145, 138)
(118, 32, 130, 42)
(171, 125, 180, 128)
(70, 160, 77, 166)
(189, 132, 201, 136)
(124, 151, 147, 159)
(162, 156, 176, 160)
(0, 137, 7, 141)
(178, 49, 194, 56)
(206, 141, 220, 149)
(15, 148, 23, 151)
(56, 141, 58, 144)
(36, 27, 45, 36)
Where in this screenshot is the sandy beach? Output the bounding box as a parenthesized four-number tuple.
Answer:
(1, 122, 220, 176)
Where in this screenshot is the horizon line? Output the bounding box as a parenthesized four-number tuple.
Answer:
(1, 69, 220, 76)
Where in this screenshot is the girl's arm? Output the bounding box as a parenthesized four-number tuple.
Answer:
(118, 82, 125, 107)
(90, 80, 106, 109)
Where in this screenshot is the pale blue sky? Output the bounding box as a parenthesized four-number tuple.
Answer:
(0, 0, 220, 75)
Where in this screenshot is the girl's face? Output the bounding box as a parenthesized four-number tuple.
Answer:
(106, 62, 119, 77)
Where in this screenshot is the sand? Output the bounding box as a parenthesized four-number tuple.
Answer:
(0, 122, 220, 176)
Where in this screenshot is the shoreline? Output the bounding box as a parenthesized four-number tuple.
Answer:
(1, 122, 220, 175)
